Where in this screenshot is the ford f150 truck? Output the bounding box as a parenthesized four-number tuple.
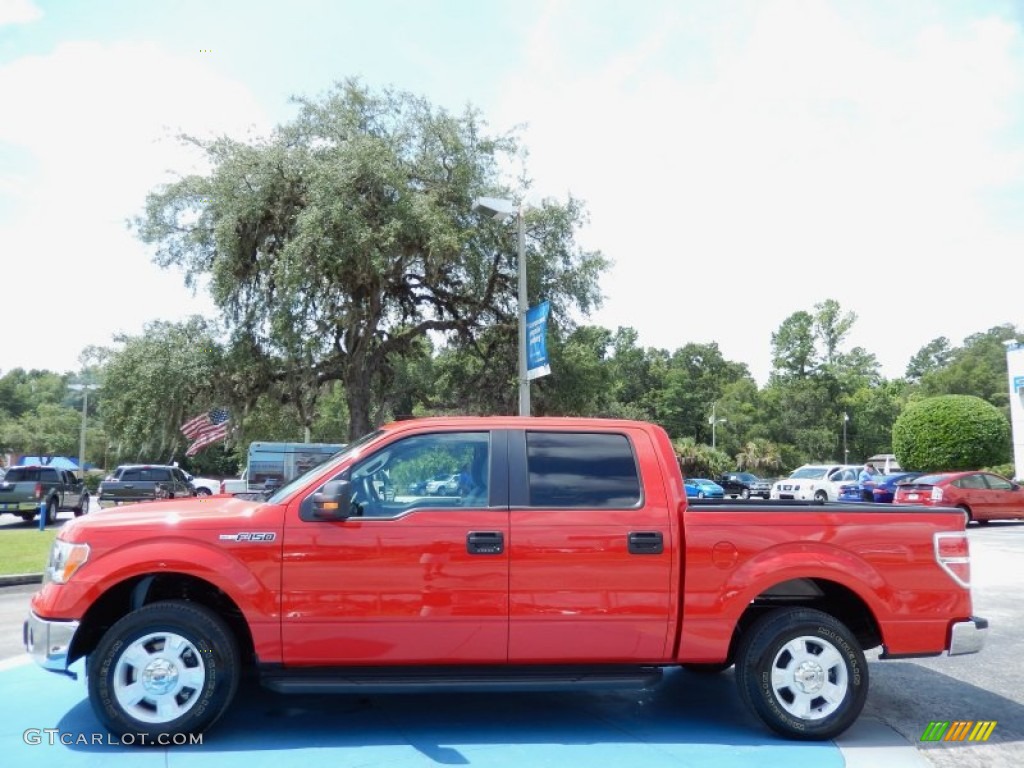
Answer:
(0, 465, 89, 522)
(96, 464, 195, 508)
(23, 417, 987, 744)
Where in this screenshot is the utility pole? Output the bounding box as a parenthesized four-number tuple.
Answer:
(843, 412, 849, 463)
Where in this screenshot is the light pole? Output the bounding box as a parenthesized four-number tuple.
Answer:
(68, 384, 98, 473)
(843, 411, 849, 463)
(472, 196, 529, 416)
(709, 403, 726, 450)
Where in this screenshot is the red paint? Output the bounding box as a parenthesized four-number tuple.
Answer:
(35, 417, 976, 670)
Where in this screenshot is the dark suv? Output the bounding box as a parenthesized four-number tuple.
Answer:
(717, 471, 772, 499)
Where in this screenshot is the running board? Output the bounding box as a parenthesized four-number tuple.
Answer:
(260, 664, 664, 694)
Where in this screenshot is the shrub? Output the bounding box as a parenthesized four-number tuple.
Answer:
(892, 395, 1009, 472)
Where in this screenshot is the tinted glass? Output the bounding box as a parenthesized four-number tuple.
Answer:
(956, 474, 987, 490)
(41, 469, 59, 482)
(5, 468, 41, 482)
(526, 432, 641, 508)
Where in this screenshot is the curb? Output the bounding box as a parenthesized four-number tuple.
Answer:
(0, 573, 42, 587)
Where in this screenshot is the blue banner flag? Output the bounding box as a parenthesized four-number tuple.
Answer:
(526, 301, 551, 381)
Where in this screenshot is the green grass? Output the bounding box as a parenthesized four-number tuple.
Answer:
(0, 526, 57, 575)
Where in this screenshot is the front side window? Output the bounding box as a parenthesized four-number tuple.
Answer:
(526, 431, 641, 509)
(301, 431, 491, 519)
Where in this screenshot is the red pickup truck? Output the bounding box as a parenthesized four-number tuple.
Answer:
(24, 417, 986, 744)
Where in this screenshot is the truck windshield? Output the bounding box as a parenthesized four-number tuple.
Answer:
(790, 467, 828, 479)
(264, 429, 385, 504)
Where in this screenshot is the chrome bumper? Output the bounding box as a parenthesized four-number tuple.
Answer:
(949, 616, 988, 656)
(23, 611, 79, 676)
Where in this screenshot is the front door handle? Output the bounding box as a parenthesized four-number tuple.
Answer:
(467, 531, 504, 555)
(628, 531, 664, 555)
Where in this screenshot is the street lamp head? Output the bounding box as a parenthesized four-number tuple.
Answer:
(472, 196, 517, 221)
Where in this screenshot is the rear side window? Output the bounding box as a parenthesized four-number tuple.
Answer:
(41, 469, 59, 483)
(526, 431, 641, 508)
(5, 468, 40, 482)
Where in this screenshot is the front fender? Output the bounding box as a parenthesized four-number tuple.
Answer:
(32, 536, 281, 626)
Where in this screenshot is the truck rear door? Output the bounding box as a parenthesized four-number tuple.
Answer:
(507, 427, 676, 662)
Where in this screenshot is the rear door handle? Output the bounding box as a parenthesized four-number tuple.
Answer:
(467, 531, 504, 555)
(628, 531, 663, 555)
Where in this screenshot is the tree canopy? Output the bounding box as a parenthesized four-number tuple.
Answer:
(136, 79, 606, 438)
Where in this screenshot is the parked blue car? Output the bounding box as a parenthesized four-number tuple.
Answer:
(838, 471, 923, 503)
(684, 478, 725, 499)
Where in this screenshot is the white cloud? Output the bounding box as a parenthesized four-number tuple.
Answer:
(0, 0, 41, 27)
(493, 1, 1024, 382)
(0, 40, 271, 373)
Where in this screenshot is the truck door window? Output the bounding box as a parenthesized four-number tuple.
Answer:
(41, 469, 59, 483)
(299, 431, 492, 520)
(525, 431, 641, 509)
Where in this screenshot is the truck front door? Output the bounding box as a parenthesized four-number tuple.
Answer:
(282, 429, 509, 665)
(507, 428, 676, 662)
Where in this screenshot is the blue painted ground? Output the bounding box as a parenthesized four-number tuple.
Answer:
(0, 661, 845, 768)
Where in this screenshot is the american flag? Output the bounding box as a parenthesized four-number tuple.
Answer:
(181, 408, 231, 456)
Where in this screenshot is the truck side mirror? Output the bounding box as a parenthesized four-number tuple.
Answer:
(312, 480, 352, 520)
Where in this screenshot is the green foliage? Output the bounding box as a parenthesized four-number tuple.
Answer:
(99, 317, 224, 463)
(916, 325, 1024, 412)
(735, 439, 784, 473)
(135, 79, 606, 436)
(0, 403, 81, 457)
(982, 463, 1016, 480)
(892, 395, 1010, 472)
(673, 438, 732, 479)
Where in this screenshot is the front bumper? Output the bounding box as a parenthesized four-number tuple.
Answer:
(949, 616, 988, 656)
(23, 611, 79, 675)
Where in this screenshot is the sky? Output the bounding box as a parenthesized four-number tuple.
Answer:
(3, 0, 1024, 385)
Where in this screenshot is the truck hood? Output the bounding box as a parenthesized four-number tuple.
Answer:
(63, 496, 274, 533)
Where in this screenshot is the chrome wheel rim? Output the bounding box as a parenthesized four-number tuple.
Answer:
(769, 635, 848, 720)
(112, 631, 207, 723)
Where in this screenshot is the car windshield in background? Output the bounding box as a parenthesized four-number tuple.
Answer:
(790, 468, 828, 479)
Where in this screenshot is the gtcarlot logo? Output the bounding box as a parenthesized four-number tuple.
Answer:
(23, 729, 203, 746)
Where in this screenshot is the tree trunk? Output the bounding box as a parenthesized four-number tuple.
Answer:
(345, 366, 373, 440)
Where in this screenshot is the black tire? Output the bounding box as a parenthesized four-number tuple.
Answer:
(682, 661, 733, 675)
(740, 489, 750, 500)
(45, 498, 58, 525)
(735, 607, 867, 740)
(74, 493, 89, 517)
(813, 491, 828, 503)
(88, 600, 240, 742)
(19, 513, 36, 522)
(196, 488, 212, 497)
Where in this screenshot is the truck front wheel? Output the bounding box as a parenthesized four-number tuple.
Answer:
(734, 607, 867, 740)
(88, 600, 240, 742)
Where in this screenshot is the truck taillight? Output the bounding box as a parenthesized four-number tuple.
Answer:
(34, 483, 42, 500)
(931, 486, 943, 501)
(934, 532, 970, 588)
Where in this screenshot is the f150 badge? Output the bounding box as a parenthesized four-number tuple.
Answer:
(219, 532, 276, 542)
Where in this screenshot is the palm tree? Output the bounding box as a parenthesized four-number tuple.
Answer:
(736, 439, 783, 474)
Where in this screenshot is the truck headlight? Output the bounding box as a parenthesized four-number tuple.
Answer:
(44, 540, 90, 585)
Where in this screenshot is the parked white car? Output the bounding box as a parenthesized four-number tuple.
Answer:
(770, 464, 862, 502)
(183, 472, 220, 496)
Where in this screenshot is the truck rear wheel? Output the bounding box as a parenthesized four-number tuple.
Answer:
(45, 498, 58, 525)
(88, 600, 240, 742)
(734, 607, 867, 740)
